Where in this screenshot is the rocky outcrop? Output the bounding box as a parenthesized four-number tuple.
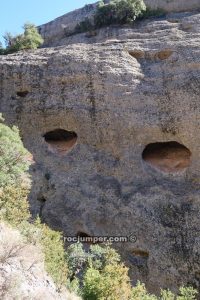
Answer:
(0, 223, 79, 300)
(38, 0, 200, 46)
(0, 8, 200, 296)
(145, 0, 200, 12)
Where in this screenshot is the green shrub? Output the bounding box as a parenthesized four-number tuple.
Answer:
(74, 0, 168, 35)
(74, 0, 146, 33)
(131, 282, 158, 300)
(22, 23, 44, 49)
(0, 42, 5, 55)
(66, 243, 132, 299)
(160, 289, 175, 300)
(177, 286, 198, 300)
(66, 242, 198, 299)
(67, 242, 88, 278)
(82, 263, 132, 300)
(35, 220, 68, 287)
(131, 282, 198, 300)
(1, 23, 43, 55)
(95, 0, 146, 28)
(138, 7, 166, 19)
(75, 18, 94, 33)
(0, 117, 30, 187)
(89, 243, 121, 269)
(0, 116, 31, 225)
(0, 117, 67, 288)
(0, 185, 30, 226)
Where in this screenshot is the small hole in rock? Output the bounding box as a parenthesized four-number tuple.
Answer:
(77, 231, 90, 238)
(43, 129, 77, 155)
(38, 196, 46, 203)
(76, 232, 102, 244)
(17, 91, 29, 97)
(76, 231, 95, 243)
(142, 141, 191, 173)
(129, 249, 149, 266)
(132, 249, 149, 258)
(129, 50, 144, 59)
(45, 173, 51, 180)
(157, 49, 173, 60)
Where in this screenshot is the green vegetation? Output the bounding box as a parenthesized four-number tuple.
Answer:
(138, 7, 166, 19)
(75, 0, 167, 34)
(0, 115, 67, 287)
(66, 243, 132, 299)
(83, 264, 131, 299)
(95, 0, 146, 27)
(0, 115, 198, 298)
(65, 243, 198, 300)
(75, 17, 94, 33)
(36, 220, 68, 287)
(0, 117, 30, 187)
(0, 23, 43, 55)
(131, 282, 198, 300)
(75, 0, 146, 33)
(0, 185, 30, 226)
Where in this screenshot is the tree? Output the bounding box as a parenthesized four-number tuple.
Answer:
(0, 115, 30, 187)
(82, 263, 132, 300)
(0, 116, 68, 288)
(94, 0, 146, 28)
(0, 42, 5, 55)
(21, 23, 44, 50)
(0, 23, 43, 55)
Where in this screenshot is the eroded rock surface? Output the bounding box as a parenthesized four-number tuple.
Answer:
(0, 9, 200, 296)
(38, 0, 200, 46)
(0, 223, 79, 300)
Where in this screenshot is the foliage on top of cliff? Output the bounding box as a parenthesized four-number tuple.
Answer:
(0, 23, 43, 55)
(75, 0, 146, 33)
(95, 0, 146, 26)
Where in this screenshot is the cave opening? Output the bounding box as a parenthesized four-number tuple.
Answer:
(43, 129, 77, 155)
(16, 91, 29, 97)
(77, 231, 90, 238)
(129, 249, 149, 267)
(76, 231, 93, 244)
(142, 141, 191, 173)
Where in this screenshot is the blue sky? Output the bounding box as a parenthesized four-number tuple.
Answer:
(0, 0, 92, 45)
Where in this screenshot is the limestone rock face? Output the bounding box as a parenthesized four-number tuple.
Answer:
(38, 0, 200, 46)
(0, 10, 200, 295)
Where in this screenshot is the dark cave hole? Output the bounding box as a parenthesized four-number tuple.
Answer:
(37, 197, 46, 220)
(43, 129, 77, 155)
(16, 91, 29, 97)
(37, 196, 46, 203)
(128, 50, 144, 59)
(142, 141, 191, 173)
(76, 231, 98, 244)
(129, 249, 149, 267)
(77, 231, 90, 238)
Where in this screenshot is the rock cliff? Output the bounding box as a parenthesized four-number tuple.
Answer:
(38, 0, 200, 46)
(0, 4, 200, 296)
